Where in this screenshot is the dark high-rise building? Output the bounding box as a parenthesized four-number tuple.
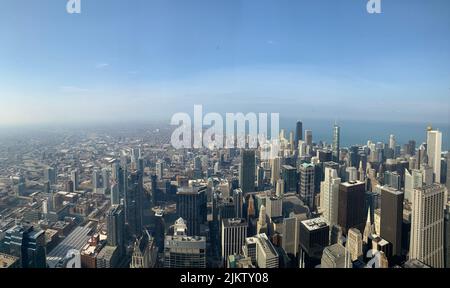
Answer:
(298, 218, 329, 268)
(107, 204, 125, 256)
(281, 165, 298, 193)
(177, 186, 207, 236)
(299, 163, 315, 210)
(295, 121, 303, 148)
(239, 149, 256, 193)
(0, 225, 46, 268)
(317, 150, 332, 163)
(332, 124, 340, 163)
(125, 171, 144, 237)
(338, 181, 367, 234)
(380, 186, 404, 259)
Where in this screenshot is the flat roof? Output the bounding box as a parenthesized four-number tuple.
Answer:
(301, 217, 328, 231)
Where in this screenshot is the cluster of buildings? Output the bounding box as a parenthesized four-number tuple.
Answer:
(0, 122, 448, 269)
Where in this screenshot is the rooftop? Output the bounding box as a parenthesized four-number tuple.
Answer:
(301, 217, 328, 231)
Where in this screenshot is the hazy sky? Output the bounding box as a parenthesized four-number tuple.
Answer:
(0, 0, 449, 126)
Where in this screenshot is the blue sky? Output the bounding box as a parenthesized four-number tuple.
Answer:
(0, 0, 449, 126)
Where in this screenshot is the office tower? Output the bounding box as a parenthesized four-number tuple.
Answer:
(321, 243, 351, 268)
(256, 205, 268, 234)
(156, 160, 164, 180)
(410, 184, 445, 268)
(295, 121, 303, 148)
(445, 204, 450, 268)
(163, 218, 206, 268)
(447, 153, 450, 194)
(347, 228, 363, 261)
(338, 181, 366, 234)
(15, 174, 26, 197)
(233, 189, 244, 218)
(384, 171, 401, 190)
(270, 157, 281, 185)
(281, 165, 298, 193)
(239, 149, 256, 193)
(107, 204, 125, 256)
(70, 169, 79, 191)
(380, 186, 404, 258)
(405, 169, 425, 203)
(257, 166, 265, 191)
(276, 179, 285, 197)
(97, 246, 119, 268)
(176, 186, 207, 236)
(243, 237, 257, 265)
(0, 225, 46, 268)
(317, 149, 332, 163)
(305, 130, 313, 147)
(346, 167, 358, 182)
(388, 134, 396, 159)
(299, 218, 330, 268)
(110, 181, 120, 205)
(102, 168, 110, 193)
(332, 123, 340, 163)
(92, 169, 101, 194)
(298, 141, 307, 158)
(221, 218, 248, 263)
(289, 131, 295, 150)
(125, 171, 144, 237)
(130, 230, 158, 268)
(266, 196, 283, 218)
(254, 233, 279, 268)
(282, 217, 298, 256)
(44, 166, 56, 185)
(320, 167, 341, 227)
(427, 128, 442, 183)
(299, 163, 315, 210)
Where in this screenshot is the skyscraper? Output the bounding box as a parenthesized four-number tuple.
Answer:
(70, 169, 79, 191)
(299, 218, 329, 268)
(125, 171, 144, 237)
(0, 225, 46, 268)
(410, 184, 445, 268)
(254, 233, 279, 268)
(239, 149, 256, 193)
(346, 228, 363, 262)
(164, 218, 206, 268)
(176, 186, 207, 236)
(92, 169, 101, 194)
(338, 181, 367, 234)
(320, 167, 341, 227)
(221, 218, 248, 263)
(281, 165, 298, 193)
(107, 204, 125, 257)
(380, 186, 404, 258)
(295, 121, 303, 148)
(427, 128, 442, 183)
(110, 181, 120, 205)
(299, 163, 315, 210)
(156, 161, 164, 180)
(321, 243, 352, 268)
(305, 130, 313, 147)
(444, 204, 450, 268)
(332, 123, 340, 163)
(233, 189, 244, 219)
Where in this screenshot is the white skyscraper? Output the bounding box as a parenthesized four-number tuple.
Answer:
(221, 218, 248, 263)
(320, 167, 341, 227)
(270, 157, 281, 185)
(427, 128, 442, 183)
(410, 184, 445, 268)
